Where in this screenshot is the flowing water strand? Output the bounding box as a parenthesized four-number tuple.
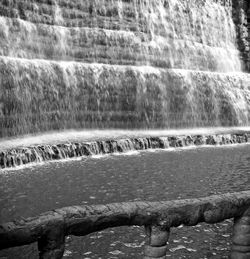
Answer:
(0, 0, 249, 137)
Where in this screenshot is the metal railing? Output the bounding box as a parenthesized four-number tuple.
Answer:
(1, 191, 250, 258)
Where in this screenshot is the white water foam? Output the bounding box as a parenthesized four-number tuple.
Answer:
(1, 127, 250, 151)
(1, 141, 250, 174)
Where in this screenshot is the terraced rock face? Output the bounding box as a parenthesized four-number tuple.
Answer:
(0, 0, 242, 70)
(0, 0, 249, 137)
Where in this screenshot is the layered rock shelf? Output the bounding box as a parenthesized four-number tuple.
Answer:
(0, 0, 249, 137)
(1, 58, 250, 137)
(0, 0, 242, 71)
(1, 132, 250, 169)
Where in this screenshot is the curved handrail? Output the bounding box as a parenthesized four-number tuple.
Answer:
(1, 191, 250, 258)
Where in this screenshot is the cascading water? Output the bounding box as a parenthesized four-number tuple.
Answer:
(0, 0, 249, 138)
(0, 0, 242, 70)
(0, 0, 250, 168)
(2, 4, 250, 259)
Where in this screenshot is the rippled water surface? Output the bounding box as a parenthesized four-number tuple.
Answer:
(1, 144, 250, 258)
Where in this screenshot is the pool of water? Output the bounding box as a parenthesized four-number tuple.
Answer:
(1, 144, 250, 258)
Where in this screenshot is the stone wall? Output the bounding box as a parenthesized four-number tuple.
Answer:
(248, 2, 250, 70)
(232, 0, 250, 71)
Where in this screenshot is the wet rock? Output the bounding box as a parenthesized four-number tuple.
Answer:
(1, 132, 250, 169)
(184, 136, 194, 146)
(194, 135, 205, 145)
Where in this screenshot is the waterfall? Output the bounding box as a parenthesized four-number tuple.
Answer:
(0, 0, 249, 138)
(1, 133, 250, 169)
(0, 0, 242, 70)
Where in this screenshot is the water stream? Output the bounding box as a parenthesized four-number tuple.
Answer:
(0, 0, 249, 137)
(0, 1, 250, 258)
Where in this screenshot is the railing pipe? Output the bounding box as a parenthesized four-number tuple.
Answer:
(1, 191, 250, 258)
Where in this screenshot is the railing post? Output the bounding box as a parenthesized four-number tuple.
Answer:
(144, 225, 170, 259)
(231, 208, 250, 259)
(38, 224, 65, 259)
